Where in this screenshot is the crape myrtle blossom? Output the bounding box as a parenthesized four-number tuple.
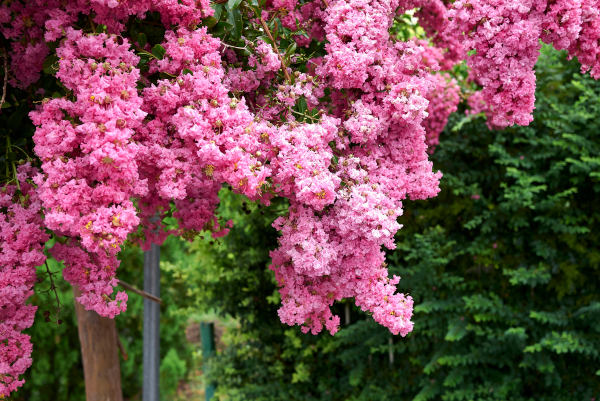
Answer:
(415, 0, 465, 70)
(447, 0, 546, 129)
(423, 73, 461, 149)
(447, 0, 600, 129)
(0, 165, 48, 397)
(0, 0, 213, 87)
(539, 0, 600, 79)
(269, 0, 443, 336)
(0, 0, 599, 396)
(30, 29, 145, 317)
(135, 27, 268, 245)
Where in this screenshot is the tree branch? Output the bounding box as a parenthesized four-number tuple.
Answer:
(45, 261, 62, 324)
(117, 280, 163, 305)
(259, 17, 292, 84)
(116, 335, 128, 361)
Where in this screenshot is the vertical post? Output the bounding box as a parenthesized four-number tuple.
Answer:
(200, 322, 216, 401)
(143, 243, 160, 401)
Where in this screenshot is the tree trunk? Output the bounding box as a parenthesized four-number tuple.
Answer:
(74, 288, 124, 401)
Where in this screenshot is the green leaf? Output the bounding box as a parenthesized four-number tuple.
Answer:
(227, 0, 243, 10)
(212, 3, 224, 20)
(445, 319, 467, 342)
(257, 35, 272, 45)
(348, 365, 364, 387)
(503, 265, 551, 287)
(151, 44, 166, 60)
(203, 16, 219, 29)
(296, 97, 307, 114)
(291, 362, 310, 383)
(413, 385, 437, 401)
(212, 21, 232, 37)
(284, 41, 297, 61)
(227, 7, 243, 40)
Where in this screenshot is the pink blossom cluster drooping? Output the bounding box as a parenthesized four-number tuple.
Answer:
(448, 0, 545, 129)
(540, 0, 585, 51)
(30, 29, 146, 317)
(0, 165, 48, 397)
(267, 116, 341, 210)
(444, 0, 600, 128)
(567, 1, 600, 79)
(0, 0, 52, 87)
(0, 0, 214, 88)
(541, 0, 600, 79)
(134, 27, 274, 246)
(423, 73, 461, 149)
(268, 0, 443, 336)
(415, 0, 465, 70)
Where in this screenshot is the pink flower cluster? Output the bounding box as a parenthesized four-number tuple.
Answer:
(135, 27, 267, 245)
(30, 29, 146, 317)
(546, 0, 600, 79)
(423, 73, 461, 149)
(124, 3, 452, 335)
(415, 0, 465, 70)
(0, 165, 48, 397)
(448, 0, 546, 128)
(267, 0, 445, 336)
(0, 0, 51, 87)
(261, 0, 328, 48)
(1, 0, 600, 396)
(447, 0, 600, 128)
(0, 0, 213, 87)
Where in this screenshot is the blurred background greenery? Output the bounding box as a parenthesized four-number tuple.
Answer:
(10, 46, 600, 401)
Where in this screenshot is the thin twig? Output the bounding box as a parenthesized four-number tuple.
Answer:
(222, 42, 249, 51)
(88, 14, 96, 33)
(12, 162, 20, 191)
(289, 108, 320, 122)
(1, 48, 8, 112)
(116, 335, 129, 360)
(117, 280, 163, 305)
(322, 0, 329, 7)
(45, 261, 62, 323)
(259, 17, 292, 84)
(9, 144, 31, 161)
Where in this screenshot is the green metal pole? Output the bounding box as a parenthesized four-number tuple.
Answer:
(200, 322, 216, 401)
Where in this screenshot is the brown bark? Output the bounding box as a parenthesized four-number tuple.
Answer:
(74, 288, 124, 401)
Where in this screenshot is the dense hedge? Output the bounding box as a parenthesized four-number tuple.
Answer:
(190, 48, 600, 401)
